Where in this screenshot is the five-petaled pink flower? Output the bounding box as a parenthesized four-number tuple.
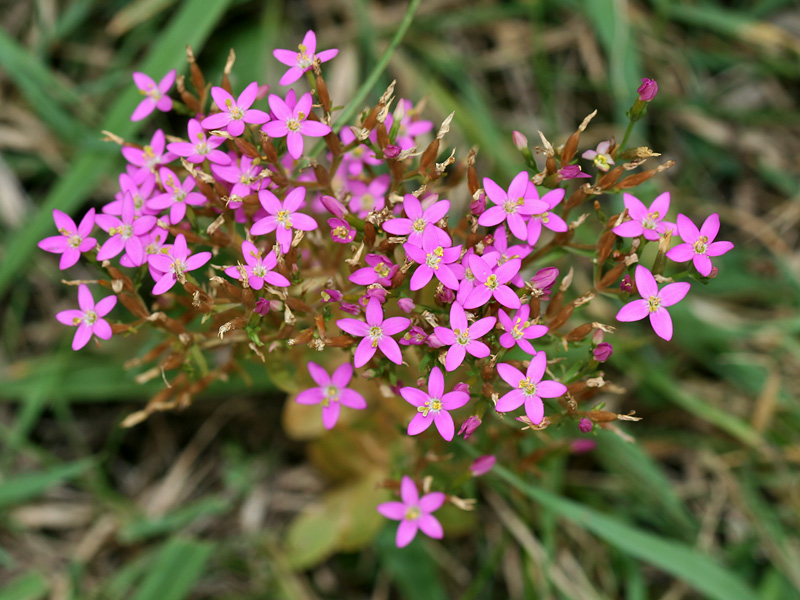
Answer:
(382, 194, 451, 246)
(496, 351, 567, 425)
(616, 265, 690, 341)
(337, 297, 410, 368)
(497, 304, 548, 355)
(251, 187, 318, 254)
(349, 254, 398, 287)
(201, 82, 270, 137)
(666, 213, 734, 277)
(130, 70, 175, 121)
(403, 227, 462, 291)
(434, 302, 496, 372)
(582, 140, 615, 172)
(479, 172, 549, 241)
(224, 241, 290, 290)
(147, 167, 206, 224)
(38, 209, 97, 270)
(167, 118, 231, 165)
(95, 193, 157, 266)
(273, 30, 339, 86)
(377, 476, 445, 548)
(262, 92, 331, 159)
(401, 366, 469, 440)
(328, 218, 356, 243)
(148, 234, 212, 295)
(295, 362, 366, 429)
(56, 284, 117, 350)
(463, 254, 521, 310)
(612, 192, 675, 242)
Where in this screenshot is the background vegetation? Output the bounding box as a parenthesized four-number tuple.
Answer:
(1, 0, 798, 598)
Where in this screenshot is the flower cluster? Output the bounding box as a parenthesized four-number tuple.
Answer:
(41, 33, 733, 550)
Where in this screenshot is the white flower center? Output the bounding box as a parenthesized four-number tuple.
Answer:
(417, 397, 443, 417)
(368, 325, 383, 347)
(518, 377, 537, 396)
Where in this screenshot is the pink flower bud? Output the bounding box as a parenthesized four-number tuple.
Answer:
(383, 144, 401, 159)
(425, 331, 445, 348)
(620, 274, 634, 293)
(512, 130, 528, 152)
(340, 302, 361, 315)
(470, 191, 486, 217)
(321, 289, 342, 303)
(320, 194, 347, 218)
(416, 376, 427, 387)
(591, 329, 604, 345)
(558, 164, 591, 180)
(578, 418, 593, 433)
(637, 78, 658, 102)
(254, 297, 270, 315)
(708, 266, 719, 279)
(454, 382, 470, 393)
(530, 267, 558, 300)
(470, 455, 496, 476)
(397, 297, 415, 313)
(435, 287, 455, 305)
(458, 415, 481, 439)
(592, 342, 613, 362)
(570, 439, 597, 454)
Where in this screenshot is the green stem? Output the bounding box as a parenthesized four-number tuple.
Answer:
(619, 119, 636, 155)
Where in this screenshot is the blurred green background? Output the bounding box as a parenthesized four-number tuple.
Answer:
(1, 0, 799, 598)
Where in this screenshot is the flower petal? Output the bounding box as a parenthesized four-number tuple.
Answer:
(396, 519, 418, 548)
(536, 380, 567, 398)
(495, 389, 524, 412)
(527, 350, 548, 382)
(634, 265, 659, 298)
(378, 336, 403, 364)
(496, 363, 524, 387)
(659, 282, 691, 307)
(307, 361, 331, 387)
(433, 410, 455, 441)
(616, 299, 649, 322)
(700, 213, 720, 241)
(444, 344, 466, 372)
(337, 318, 369, 337)
(400, 476, 419, 505)
(321, 402, 340, 429)
(649, 308, 673, 341)
(524, 395, 545, 425)
(377, 501, 406, 521)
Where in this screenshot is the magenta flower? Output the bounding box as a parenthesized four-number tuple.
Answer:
(463, 254, 521, 310)
(273, 30, 339, 86)
(666, 213, 734, 277)
(224, 241, 290, 290)
(382, 194, 451, 246)
(295, 362, 366, 429)
(336, 297, 410, 368)
(148, 234, 212, 295)
(496, 351, 567, 425)
(593, 342, 613, 362)
(525, 186, 568, 246)
(401, 366, 469, 440)
(558, 164, 591, 180)
(530, 266, 559, 300)
(349, 254, 398, 287)
(167, 118, 231, 165)
(147, 167, 206, 224)
(96, 193, 157, 265)
(612, 192, 675, 242)
(377, 476, 445, 548)
(121, 130, 175, 175)
(403, 228, 462, 291)
(130, 70, 175, 121)
(38, 209, 97, 269)
(262, 92, 331, 159)
(582, 141, 615, 172)
(484, 225, 531, 287)
(637, 78, 658, 102)
(478, 172, 549, 241)
(399, 326, 428, 346)
(201, 82, 270, 137)
(347, 175, 390, 218)
(497, 304, 548, 355)
(251, 187, 318, 254)
(470, 455, 496, 476)
(579, 418, 594, 433)
(434, 302, 496, 372)
(458, 415, 482, 439)
(327, 218, 356, 243)
(211, 155, 265, 204)
(107, 172, 156, 217)
(616, 265, 690, 341)
(56, 284, 116, 350)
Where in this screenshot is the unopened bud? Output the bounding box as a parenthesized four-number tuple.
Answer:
(512, 130, 528, 151)
(592, 342, 613, 362)
(637, 78, 658, 102)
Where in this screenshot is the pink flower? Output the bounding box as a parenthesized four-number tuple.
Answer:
(147, 167, 206, 224)
(327, 218, 356, 243)
(401, 366, 469, 440)
(637, 78, 658, 102)
(458, 415, 481, 439)
(399, 326, 428, 346)
(479, 172, 549, 241)
(496, 351, 567, 425)
(530, 266, 558, 300)
(616, 265, 690, 341)
(130, 70, 175, 121)
(382, 194, 451, 246)
(337, 297, 410, 368)
(251, 187, 318, 254)
(38, 209, 97, 270)
(377, 476, 445, 548)
(620, 274, 634, 293)
(592, 342, 613, 362)
(434, 302, 496, 372)
(525, 186, 568, 246)
(224, 241, 290, 290)
(349, 254, 398, 287)
(347, 175, 390, 218)
(107, 172, 157, 217)
(121, 130, 175, 175)
(56, 284, 116, 350)
(612, 192, 675, 242)
(95, 193, 157, 265)
(666, 213, 734, 277)
(262, 92, 331, 159)
(558, 164, 591, 180)
(211, 155, 265, 205)
(470, 190, 487, 217)
(167, 118, 231, 165)
(321, 289, 342, 303)
(201, 82, 270, 137)
(147, 234, 211, 295)
(397, 298, 415, 313)
(582, 141, 615, 172)
(497, 304, 548, 355)
(295, 362, 366, 429)
(470, 455, 496, 476)
(463, 254, 521, 310)
(484, 225, 531, 287)
(403, 228, 462, 291)
(273, 30, 339, 86)
(578, 418, 593, 433)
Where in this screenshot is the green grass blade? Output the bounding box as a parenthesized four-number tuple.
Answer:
(0, 571, 49, 600)
(0, 459, 93, 509)
(119, 496, 230, 543)
(0, 0, 232, 297)
(490, 462, 758, 600)
(130, 538, 214, 600)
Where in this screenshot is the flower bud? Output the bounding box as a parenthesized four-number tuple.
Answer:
(620, 274, 634, 293)
(434, 287, 455, 305)
(637, 78, 658, 102)
(558, 164, 591, 180)
(578, 418, 593, 433)
(425, 331, 445, 348)
(469, 455, 496, 476)
(320, 194, 346, 218)
(512, 130, 528, 151)
(470, 191, 486, 217)
(592, 342, 613, 362)
(340, 302, 361, 315)
(397, 297, 415, 313)
(458, 415, 481, 439)
(383, 144, 401, 159)
(399, 326, 428, 346)
(454, 382, 470, 393)
(254, 297, 270, 315)
(530, 267, 559, 300)
(321, 289, 342, 303)
(591, 329, 604, 345)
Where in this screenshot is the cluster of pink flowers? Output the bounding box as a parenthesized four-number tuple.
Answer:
(40, 36, 733, 550)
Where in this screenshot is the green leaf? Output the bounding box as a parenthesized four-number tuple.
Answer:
(0, 571, 49, 600)
(376, 527, 447, 600)
(119, 496, 230, 543)
(130, 538, 213, 600)
(0, 459, 93, 509)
